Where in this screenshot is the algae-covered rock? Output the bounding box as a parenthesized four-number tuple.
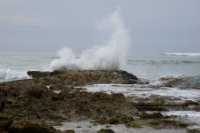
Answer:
(95, 115, 134, 125)
(126, 121, 142, 128)
(187, 126, 200, 133)
(149, 119, 187, 129)
(139, 112, 163, 119)
(8, 121, 59, 133)
(0, 100, 5, 112)
(0, 70, 140, 133)
(64, 130, 75, 133)
(0, 115, 13, 131)
(97, 129, 115, 133)
(27, 70, 140, 84)
(25, 86, 44, 99)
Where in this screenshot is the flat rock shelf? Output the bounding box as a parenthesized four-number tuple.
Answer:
(0, 70, 199, 133)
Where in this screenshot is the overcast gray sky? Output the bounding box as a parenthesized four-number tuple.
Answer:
(0, 0, 200, 54)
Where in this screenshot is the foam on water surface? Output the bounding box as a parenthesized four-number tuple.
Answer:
(83, 84, 200, 100)
(162, 111, 200, 126)
(163, 111, 200, 118)
(0, 68, 30, 82)
(54, 120, 187, 133)
(83, 84, 200, 128)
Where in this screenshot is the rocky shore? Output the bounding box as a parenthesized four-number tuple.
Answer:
(0, 70, 199, 133)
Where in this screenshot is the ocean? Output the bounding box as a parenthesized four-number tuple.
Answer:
(1, 52, 200, 84)
(127, 53, 200, 79)
(0, 52, 53, 82)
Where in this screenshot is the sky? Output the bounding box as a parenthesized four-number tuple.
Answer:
(0, 0, 200, 54)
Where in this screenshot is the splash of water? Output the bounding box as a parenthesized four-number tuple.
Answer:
(0, 68, 30, 82)
(50, 10, 130, 70)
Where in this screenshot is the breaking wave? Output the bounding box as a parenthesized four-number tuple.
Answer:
(50, 10, 130, 71)
(0, 68, 30, 82)
(164, 53, 200, 57)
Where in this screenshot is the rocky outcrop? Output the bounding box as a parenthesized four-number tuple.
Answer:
(8, 121, 59, 133)
(0, 70, 192, 132)
(97, 129, 115, 133)
(0, 70, 140, 133)
(0, 100, 5, 112)
(27, 70, 140, 85)
(187, 126, 200, 133)
(132, 96, 200, 111)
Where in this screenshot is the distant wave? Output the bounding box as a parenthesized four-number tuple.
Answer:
(0, 68, 30, 82)
(127, 59, 200, 65)
(164, 53, 200, 57)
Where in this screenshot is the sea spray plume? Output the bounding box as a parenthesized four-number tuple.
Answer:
(50, 10, 130, 70)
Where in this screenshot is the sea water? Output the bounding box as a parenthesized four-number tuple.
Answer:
(0, 52, 53, 82)
(127, 53, 200, 79)
(1, 52, 200, 83)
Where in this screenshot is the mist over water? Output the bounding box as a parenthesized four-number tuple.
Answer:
(50, 10, 130, 71)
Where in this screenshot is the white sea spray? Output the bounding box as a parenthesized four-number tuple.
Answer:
(50, 10, 130, 70)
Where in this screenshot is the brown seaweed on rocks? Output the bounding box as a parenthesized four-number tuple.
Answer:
(0, 70, 140, 133)
(0, 70, 194, 132)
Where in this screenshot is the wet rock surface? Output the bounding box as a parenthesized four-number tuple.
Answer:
(27, 70, 139, 84)
(0, 70, 139, 133)
(0, 70, 198, 133)
(8, 120, 58, 133)
(132, 96, 200, 111)
(82, 84, 200, 132)
(187, 126, 200, 133)
(97, 129, 115, 133)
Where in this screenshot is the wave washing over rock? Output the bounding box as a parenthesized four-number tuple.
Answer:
(0, 68, 30, 82)
(50, 10, 130, 71)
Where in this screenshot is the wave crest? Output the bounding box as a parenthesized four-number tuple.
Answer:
(164, 53, 200, 57)
(0, 68, 30, 82)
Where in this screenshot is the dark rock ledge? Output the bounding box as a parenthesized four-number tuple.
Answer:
(0, 70, 192, 133)
(0, 70, 140, 133)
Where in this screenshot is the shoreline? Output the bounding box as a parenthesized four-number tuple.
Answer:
(0, 70, 199, 133)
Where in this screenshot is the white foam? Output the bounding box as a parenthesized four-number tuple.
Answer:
(53, 90, 61, 94)
(164, 53, 200, 57)
(162, 111, 200, 126)
(83, 84, 200, 100)
(163, 111, 200, 118)
(55, 120, 187, 133)
(50, 10, 130, 70)
(84, 84, 128, 94)
(0, 68, 30, 82)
